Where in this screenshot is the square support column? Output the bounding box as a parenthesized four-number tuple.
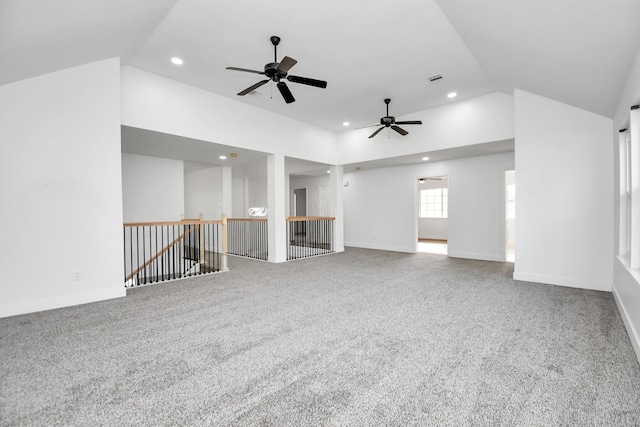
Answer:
(329, 165, 345, 253)
(268, 154, 287, 262)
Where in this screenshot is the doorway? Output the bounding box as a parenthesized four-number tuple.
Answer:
(505, 170, 515, 262)
(417, 176, 449, 254)
(293, 188, 307, 234)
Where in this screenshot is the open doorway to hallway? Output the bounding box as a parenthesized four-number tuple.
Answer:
(506, 170, 515, 262)
(418, 239, 448, 254)
(417, 176, 449, 255)
(292, 188, 307, 236)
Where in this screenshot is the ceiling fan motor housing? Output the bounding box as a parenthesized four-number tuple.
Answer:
(381, 116, 395, 126)
(264, 63, 286, 81)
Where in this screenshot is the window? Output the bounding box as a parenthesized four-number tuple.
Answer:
(619, 105, 639, 269)
(625, 136, 632, 256)
(420, 188, 448, 218)
(619, 130, 631, 257)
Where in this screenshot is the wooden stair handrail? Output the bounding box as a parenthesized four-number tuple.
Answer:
(287, 216, 336, 221)
(124, 219, 222, 227)
(125, 224, 198, 282)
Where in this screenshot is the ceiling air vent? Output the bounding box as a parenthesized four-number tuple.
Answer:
(428, 74, 443, 82)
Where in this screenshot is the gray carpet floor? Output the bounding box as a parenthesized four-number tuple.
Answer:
(2, 248, 640, 426)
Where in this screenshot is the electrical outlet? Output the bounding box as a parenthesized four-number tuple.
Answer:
(72, 271, 81, 281)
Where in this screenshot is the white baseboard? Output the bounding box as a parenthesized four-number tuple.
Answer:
(612, 257, 640, 365)
(344, 241, 415, 253)
(513, 271, 609, 292)
(612, 286, 640, 365)
(0, 287, 126, 318)
(447, 251, 504, 262)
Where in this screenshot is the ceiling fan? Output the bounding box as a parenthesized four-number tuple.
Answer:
(366, 98, 422, 138)
(226, 36, 327, 104)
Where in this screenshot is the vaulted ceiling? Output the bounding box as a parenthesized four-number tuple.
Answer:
(1, 0, 638, 133)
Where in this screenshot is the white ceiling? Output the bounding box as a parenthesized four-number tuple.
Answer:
(121, 126, 514, 177)
(121, 126, 269, 172)
(2, 0, 638, 170)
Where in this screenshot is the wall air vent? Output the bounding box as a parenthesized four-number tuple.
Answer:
(428, 74, 443, 82)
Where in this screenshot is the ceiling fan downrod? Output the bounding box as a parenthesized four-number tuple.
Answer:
(270, 35, 280, 63)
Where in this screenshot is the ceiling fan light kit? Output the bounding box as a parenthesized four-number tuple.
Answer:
(226, 36, 327, 104)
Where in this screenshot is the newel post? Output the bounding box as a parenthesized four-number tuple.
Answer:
(179, 213, 185, 260)
(198, 213, 205, 269)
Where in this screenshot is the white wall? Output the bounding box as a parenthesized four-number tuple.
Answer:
(337, 92, 515, 164)
(418, 219, 447, 240)
(344, 151, 514, 259)
(231, 158, 268, 218)
(290, 175, 330, 217)
(447, 154, 514, 261)
(184, 165, 223, 219)
(514, 90, 613, 292)
(121, 153, 184, 222)
(246, 158, 268, 215)
(231, 171, 245, 218)
(120, 66, 338, 165)
(0, 58, 125, 317)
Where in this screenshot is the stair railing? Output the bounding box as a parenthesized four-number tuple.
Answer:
(123, 214, 227, 287)
(286, 216, 335, 260)
(227, 218, 268, 260)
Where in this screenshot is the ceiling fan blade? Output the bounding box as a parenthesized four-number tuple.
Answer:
(287, 75, 328, 89)
(391, 125, 409, 136)
(355, 123, 381, 130)
(237, 79, 269, 96)
(226, 67, 266, 75)
(395, 120, 422, 125)
(276, 56, 297, 73)
(277, 81, 296, 103)
(369, 127, 385, 138)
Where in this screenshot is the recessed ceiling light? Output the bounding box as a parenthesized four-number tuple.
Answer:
(422, 157, 430, 161)
(219, 155, 227, 160)
(343, 122, 350, 127)
(326, 170, 330, 173)
(447, 92, 457, 98)
(171, 57, 183, 65)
